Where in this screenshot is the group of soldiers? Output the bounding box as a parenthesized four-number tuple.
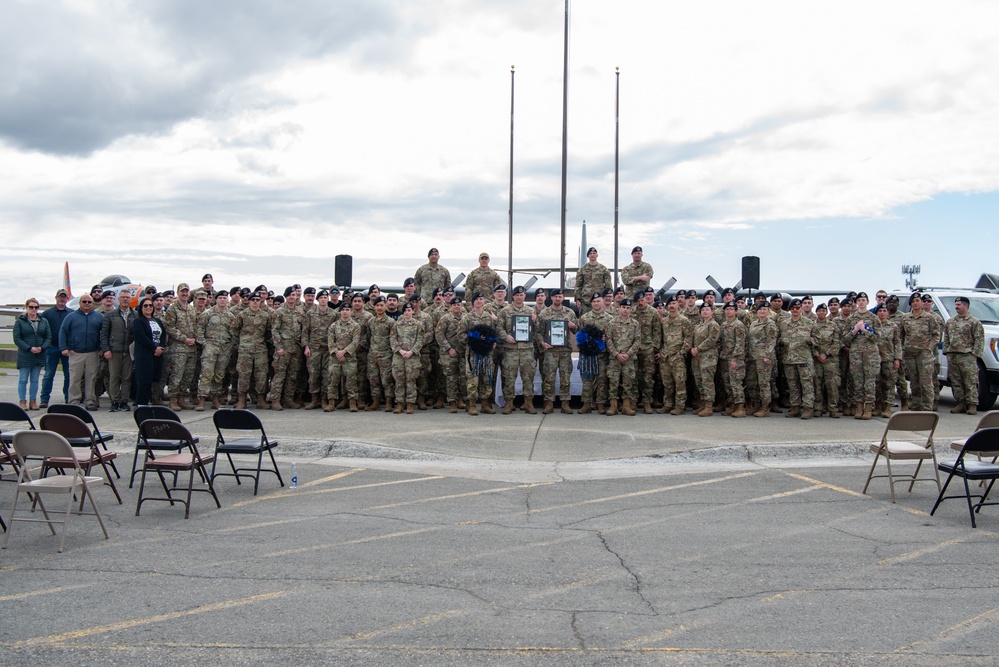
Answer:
(125, 246, 986, 420)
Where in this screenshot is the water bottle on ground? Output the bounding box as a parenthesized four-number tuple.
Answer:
(290, 461, 298, 490)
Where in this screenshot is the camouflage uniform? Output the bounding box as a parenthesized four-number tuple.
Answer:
(606, 315, 641, 403)
(536, 305, 578, 402)
(943, 312, 985, 408)
(162, 300, 199, 399)
(778, 317, 815, 410)
(413, 262, 452, 303)
(196, 306, 234, 400)
(692, 319, 721, 403)
(889, 309, 909, 405)
(621, 261, 654, 295)
(578, 308, 613, 406)
(303, 305, 337, 402)
(929, 310, 946, 405)
(462, 309, 497, 401)
(351, 309, 373, 403)
(267, 303, 306, 406)
(632, 304, 662, 406)
(367, 315, 396, 405)
(414, 310, 435, 405)
(875, 318, 902, 409)
(464, 268, 502, 306)
(747, 317, 778, 407)
(719, 318, 747, 406)
(327, 316, 361, 403)
(391, 317, 425, 405)
(810, 318, 842, 412)
(436, 310, 468, 403)
(658, 312, 692, 411)
(843, 310, 880, 405)
(498, 303, 539, 407)
(899, 311, 937, 410)
(232, 308, 271, 396)
(574, 262, 612, 314)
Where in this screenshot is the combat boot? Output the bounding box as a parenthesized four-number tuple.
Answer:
(859, 403, 873, 420)
(481, 400, 495, 414)
(392, 402, 403, 414)
(366, 398, 381, 412)
(524, 400, 537, 415)
(642, 402, 653, 415)
(670, 405, 685, 416)
(770, 402, 783, 413)
(177, 395, 194, 410)
(900, 397, 909, 412)
(786, 406, 801, 418)
(256, 396, 270, 410)
(597, 403, 606, 415)
(304, 398, 322, 410)
(950, 402, 967, 414)
(449, 401, 457, 414)
(754, 402, 770, 418)
(606, 399, 619, 416)
(731, 403, 746, 418)
(829, 405, 840, 418)
(169, 396, 183, 412)
(349, 399, 358, 412)
(623, 399, 637, 416)
(800, 407, 813, 420)
(417, 396, 428, 410)
(336, 396, 349, 409)
(283, 399, 300, 410)
(842, 402, 853, 416)
(235, 393, 247, 410)
(384, 398, 394, 413)
(502, 401, 514, 415)
(722, 403, 735, 416)
(210, 395, 221, 410)
(968, 405, 978, 416)
(580, 402, 592, 414)
(195, 397, 205, 412)
(697, 403, 713, 417)
(323, 401, 335, 412)
(457, 397, 466, 410)
(932, 399, 939, 411)
(292, 392, 305, 408)
(406, 403, 414, 414)
(561, 400, 572, 414)
(270, 401, 283, 411)
(543, 400, 554, 414)
(467, 401, 478, 415)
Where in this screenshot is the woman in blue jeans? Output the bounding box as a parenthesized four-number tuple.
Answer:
(13, 298, 51, 410)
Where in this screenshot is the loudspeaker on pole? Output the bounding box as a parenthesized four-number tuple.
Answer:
(741, 256, 760, 290)
(334, 255, 353, 288)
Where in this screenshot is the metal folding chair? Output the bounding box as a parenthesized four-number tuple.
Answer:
(211, 409, 283, 495)
(0, 401, 37, 480)
(136, 420, 221, 519)
(931, 428, 999, 527)
(39, 413, 122, 505)
(130, 406, 194, 488)
(862, 411, 941, 503)
(47, 404, 120, 479)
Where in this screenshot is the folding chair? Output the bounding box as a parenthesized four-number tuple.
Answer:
(136, 420, 221, 519)
(130, 406, 195, 488)
(862, 411, 941, 503)
(211, 409, 283, 495)
(931, 428, 999, 528)
(949, 410, 999, 455)
(2, 430, 109, 552)
(39, 413, 122, 504)
(47, 404, 120, 478)
(0, 401, 37, 480)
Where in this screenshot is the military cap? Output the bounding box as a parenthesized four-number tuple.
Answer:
(194, 290, 208, 299)
(601, 288, 613, 297)
(56, 288, 69, 298)
(613, 286, 626, 295)
(788, 298, 803, 308)
(908, 293, 923, 305)
(704, 289, 716, 297)
(428, 247, 439, 256)
(90, 284, 102, 294)
(215, 291, 228, 299)
(144, 285, 158, 295)
(272, 295, 285, 305)
(856, 291, 869, 300)
(254, 284, 268, 294)
(266, 291, 274, 298)
(239, 288, 252, 297)
(229, 286, 241, 296)
(840, 297, 854, 306)
(700, 302, 714, 311)
(664, 295, 678, 304)
(770, 293, 782, 301)
(202, 273, 213, 281)
(449, 296, 462, 305)
(162, 290, 175, 297)
(432, 287, 444, 297)
(874, 304, 887, 313)
(675, 289, 686, 298)
(722, 287, 735, 297)
(686, 289, 698, 298)
(754, 293, 767, 301)
(756, 302, 770, 312)
(631, 246, 642, 254)
(317, 290, 329, 298)
(955, 295, 970, 305)
(549, 288, 562, 296)
(512, 286, 526, 295)
(408, 293, 421, 301)
(619, 298, 632, 307)
(368, 284, 379, 292)
(845, 291, 858, 300)
(153, 292, 166, 301)
(283, 286, 294, 297)
(644, 286, 655, 294)
(633, 291, 645, 302)
(493, 284, 507, 292)
(591, 292, 602, 301)
(533, 288, 546, 299)
(177, 283, 190, 292)
(471, 291, 485, 302)
(886, 294, 899, 303)
(921, 294, 933, 302)
(401, 301, 414, 312)
(723, 301, 737, 310)
(479, 252, 489, 259)
(586, 246, 598, 255)
(827, 296, 840, 305)
(304, 287, 316, 295)
(816, 303, 828, 312)
(247, 293, 261, 301)
(403, 277, 415, 287)
(371, 296, 386, 305)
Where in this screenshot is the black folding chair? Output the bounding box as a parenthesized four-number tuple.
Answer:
(136, 420, 221, 519)
(39, 413, 122, 505)
(930, 428, 999, 528)
(130, 406, 195, 488)
(211, 409, 283, 495)
(0, 402, 37, 480)
(47, 404, 120, 479)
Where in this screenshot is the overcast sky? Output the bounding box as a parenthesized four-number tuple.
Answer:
(2, 0, 997, 305)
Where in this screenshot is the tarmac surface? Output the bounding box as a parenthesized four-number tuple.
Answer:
(2, 370, 998, 665)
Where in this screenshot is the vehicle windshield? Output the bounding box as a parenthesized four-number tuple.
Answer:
(940, 296, 999, 325)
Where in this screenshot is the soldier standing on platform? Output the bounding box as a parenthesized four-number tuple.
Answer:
(498, 286, 539, 414)
(327, 302, 361, 412)
(302, 290, 337, 410)
(537, 288, 578, 414)
(574, 247, 612, 315)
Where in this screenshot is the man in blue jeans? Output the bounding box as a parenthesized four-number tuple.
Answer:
(40, 288, 72, 407)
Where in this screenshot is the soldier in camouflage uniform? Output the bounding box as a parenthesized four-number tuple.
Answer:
(621, 246, 654, 295)
(874, 304, 902, 417)
(498, 286, 540, 414)
(923, 294, 945, 409)
(631, 291, 662, 413)
(267, 290, 306, 410)
(810, 303, 841, 417)
(578, 291, 613, 414)
(574, 247, 612, 315)
(326, 303, 361, 411)
(748, 302, 778, 417)
(842, 292, 880, 420)
(196, 291, 234, 410)
(410, 294, 435, 409)
(536, 288, 578, 414)
(425, 288, 447, 408)
(657, 295, 692, 415)
(691, 304, 721, 417)
(898, 293, 937, 411)
(436, 296, 469, 413)
(390, 302, 425, 414)
(886, 295, 909, 409)
(366, 296, 396, 412)
(462, 292, 498, 415)
(778, 298, 815, 419)
(302, 290, 337, 410)
(606, 299, 641, 416)
(162, 283, 199, 410)
(837, 297, 856, 415)
(414, 248, 452, 303)
(464, 252, 502, 306)
(350, 293, 373, 407)
(944, 295, 985, 415)
(719, 301, 747, 417)
(231, 293, 271, 409)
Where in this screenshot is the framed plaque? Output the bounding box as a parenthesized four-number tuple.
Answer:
(547, 319, 568, 347)
(513, 315, 532, 343)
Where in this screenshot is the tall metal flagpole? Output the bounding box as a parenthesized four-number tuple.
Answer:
(559, 0, 569, 290)
(614, 67, 620, 288)
(508, 65, 515, 293)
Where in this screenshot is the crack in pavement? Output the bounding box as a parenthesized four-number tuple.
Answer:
(570, 611, 586, 649)
(596, 530, 658, 616)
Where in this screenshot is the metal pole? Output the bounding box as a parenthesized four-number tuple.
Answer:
(614, 66, 620, 288)
(559, 0, 569, 290)
(508, 65, 515, 293)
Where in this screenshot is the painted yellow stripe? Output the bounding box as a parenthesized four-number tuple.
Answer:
(346, 610, 465, 641)
(894, 606, 999, 653)
(229, 469, 363, 507)
(877, 537, 964, 566)
(364, 483, 538, 510)
(263, 526, 445, 558)
(17, 591, 287, 646)
(783, 472, 868, 497)
(0, 584, 94, 602)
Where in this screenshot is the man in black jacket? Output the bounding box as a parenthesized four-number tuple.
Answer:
(101, 290, 136, 411)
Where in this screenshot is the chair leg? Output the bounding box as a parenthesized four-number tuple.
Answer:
(268, 448, 284, 487)
(129, 442, 142, 488)
(81, 480, 109, 540)
(885, 457, 896, 503)
(908, 460, 923, 494)
(58, 491, 77, 553)
(963, 475, 978, 528)
(862, 452, 882, 495)
(930, 471, 956, 516)
(184, 468, 195, 519)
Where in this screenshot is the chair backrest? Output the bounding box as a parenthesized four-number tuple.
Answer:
(139, 419, 199, 454)
(0, 401, 37, 430)
(958, 428, 999, 458)
(879, 411, 940, 450)
(213, 409, 265, 432)
(47, 403, 95, 424)
(133, 405, 182, 429)
(39, 413, 97, 444)
(973, 410, 999, 432)
(13, 430, 79, 468)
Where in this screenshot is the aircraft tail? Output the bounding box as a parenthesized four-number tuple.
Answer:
(63, 261, 73, 299)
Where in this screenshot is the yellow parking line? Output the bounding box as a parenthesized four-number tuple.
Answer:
(0, 584, 95, 602)
(346, 610, 465, 642)
(894, 606, 999, 653)
(364, 483, 544, 510)
(263, 526, 446, 558)
(783, 472, 868, 498)
(229, 469, 364, 508)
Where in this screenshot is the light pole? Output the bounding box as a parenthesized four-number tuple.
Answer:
(508, 65, 515, 294)
(902, 264, 921, 291)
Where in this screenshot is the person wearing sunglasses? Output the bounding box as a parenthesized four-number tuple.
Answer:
(58, 293, 105, 409)
(13, 298, 52, 410)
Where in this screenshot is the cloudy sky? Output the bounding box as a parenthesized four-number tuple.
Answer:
(2, 0, 998, 305)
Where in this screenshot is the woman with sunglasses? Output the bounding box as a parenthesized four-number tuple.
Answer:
(132, 295, 168, 406)
(13, 298, 52, 410)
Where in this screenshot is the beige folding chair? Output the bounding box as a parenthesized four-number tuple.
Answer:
(2, 430, 109, 553)
(950, 410, 999, 455)
(862, 411, 941, 503)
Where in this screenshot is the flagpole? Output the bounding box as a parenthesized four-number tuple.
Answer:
(559, 0, 569, 290)
(508, 65, 515, 293)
